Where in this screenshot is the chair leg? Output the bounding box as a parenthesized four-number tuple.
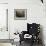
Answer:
(30, 41, 34, 46)
(30, 39, 34, 46)
(20, 41, 21, 45)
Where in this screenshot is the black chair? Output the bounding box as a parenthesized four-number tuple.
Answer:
(19, 23, 40, 45)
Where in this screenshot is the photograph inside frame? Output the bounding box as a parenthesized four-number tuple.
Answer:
(14, 9, 27, 20)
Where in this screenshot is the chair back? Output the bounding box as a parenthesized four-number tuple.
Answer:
(27, 23, 40, 35)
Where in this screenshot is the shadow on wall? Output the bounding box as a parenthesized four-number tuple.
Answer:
(40, 25, 45, 46)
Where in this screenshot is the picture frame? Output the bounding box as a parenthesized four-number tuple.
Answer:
(14, 9, 27, 20)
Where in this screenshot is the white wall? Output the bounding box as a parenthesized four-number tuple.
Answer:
(0, 4, 8, 30)
(8, 0, 46, 45)
(0, 0, 8, 3)
(0, 3, 9, 39)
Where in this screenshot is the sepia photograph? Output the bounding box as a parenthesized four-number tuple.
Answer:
(14, 9, 27, 20)
(0, 0, 46, 46)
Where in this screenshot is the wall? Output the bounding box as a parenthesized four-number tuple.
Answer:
(8, 0, 42, 36)
(0, 0, 8, 3)
(0, 4, 9, 39)
(0, 0, 13, 46)
(8, 0, 46, 45)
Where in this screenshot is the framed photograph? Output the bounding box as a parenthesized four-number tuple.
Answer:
(14, 9, 27, 20)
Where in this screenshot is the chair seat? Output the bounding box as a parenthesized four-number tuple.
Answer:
(24, 34, 32, 38)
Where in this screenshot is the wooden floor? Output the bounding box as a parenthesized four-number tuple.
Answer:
(0, 43, 13, 46)
(0, 39, 14, 43)
(19, 41, 43, 46)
